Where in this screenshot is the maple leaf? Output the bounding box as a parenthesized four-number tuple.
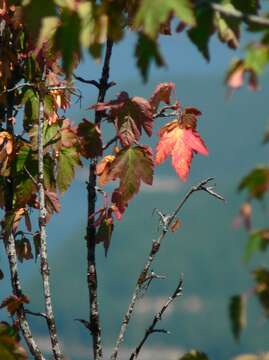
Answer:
(155, 108, 208, 181)
(149, 82, 175, 112)
(77, 119, 103, 159)
(92, 92, 153, 146)
(98, 145, 154, 203)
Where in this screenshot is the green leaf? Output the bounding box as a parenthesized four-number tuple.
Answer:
(15, 146, 31, 173)
(55, 8, 81, 76)
(231, 0, 260, 14)
(44, 154, 56, 192)
(0, 322, 28, 360)
(105, 145, 154, 203)
(245, 44, 269, 75)
(180, 350, 209, 359)
(77, 119, 103, 159)
(56, 147, 81, 194)
(96, 217, 114, 256)
(21, 87, 39, 131)
(214, 5, 240, 49)
(253, 267, 269, 317)
(135, 33, 165, 82)
(229, 294, 246, 341)
(244, 229, 269, 262)
(238, 166, 269, 199)
(135, 0, 195, 38)
(187, 5, 215, 61)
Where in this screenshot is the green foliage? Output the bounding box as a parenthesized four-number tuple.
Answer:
(179, 350, 209, 359)
(229, 295, 246, 341)
(0, 322, 27, 360)
(244, 229, 269, 261)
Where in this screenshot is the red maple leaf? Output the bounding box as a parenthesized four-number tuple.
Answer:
(155, 107, 208, 181)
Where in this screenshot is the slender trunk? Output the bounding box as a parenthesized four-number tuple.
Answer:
(38, 93, 63, 360)
(86, 39, 113, 360)
(2, 80, 45, 360)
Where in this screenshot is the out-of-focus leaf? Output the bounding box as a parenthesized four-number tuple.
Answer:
(229, 294, 246, 340)
(135, 33, 165, 82)
(170, 218, 181, 232)
(187, 5, 215, 61)
(253, 267, 269, 316)
(0, 322, 28, 360)
(0, 269, 3, 280)
(238, 167, 269, 199)
(231, 0, 260, 14)
(245, 43, 269, 75)
(180, 350, 209, 359)
(214, 5, 240, 49)
(77, 119, 103, 159)
(55, 8, 81, 76)
(244, 229, 269, 262)
(0, 295, 29, 316)
(135, 0, 195, 38)
(33, 232, 41, 261)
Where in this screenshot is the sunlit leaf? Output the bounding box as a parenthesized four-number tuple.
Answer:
(135, 0, 195, 38)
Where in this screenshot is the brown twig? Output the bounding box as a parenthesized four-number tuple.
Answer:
(153, 104, 178, 119)
(86, 38, 114, 360)
(37, 91, 63, 360)
(102, 135, 118, 150)
(110, 178, 224, 360)
(129, 276, 184, 360)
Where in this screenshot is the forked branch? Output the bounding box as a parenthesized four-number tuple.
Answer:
(111, 178, 224, 360)
(129, 276, 184, 360)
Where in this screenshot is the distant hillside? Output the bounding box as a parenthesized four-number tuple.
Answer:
(3, 73, 269, 360)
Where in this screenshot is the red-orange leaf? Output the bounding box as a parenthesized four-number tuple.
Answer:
(155, 118, 208, 181)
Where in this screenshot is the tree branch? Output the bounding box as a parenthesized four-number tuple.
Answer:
(2, 76, 45, 360)
(86, 38, 114, 360)
(37, 91, 63, 360)
(129, 276, 184, 360)
(110, 178, 224, 360)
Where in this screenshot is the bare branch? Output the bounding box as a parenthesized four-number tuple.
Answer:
(73, 74, 100, 89)
(129, 276, 183, 360)
(110, 178, 224, 360)
(37, 92, 63, 360)
(85, 38, 114, 360)
(153, 104, 178, 119)
(4, 235, 46, 360)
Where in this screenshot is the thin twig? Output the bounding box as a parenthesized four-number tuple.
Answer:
(129, 276, 183, 360)
(73, 74, 100, 89)
(86, 38, 114, 360)
(153, 104, 178, 119)
(37, 91, 63, 360)
(110, 178, 224, 360)
(102, 135, 118, 150)
(25, 309, 48, 319)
